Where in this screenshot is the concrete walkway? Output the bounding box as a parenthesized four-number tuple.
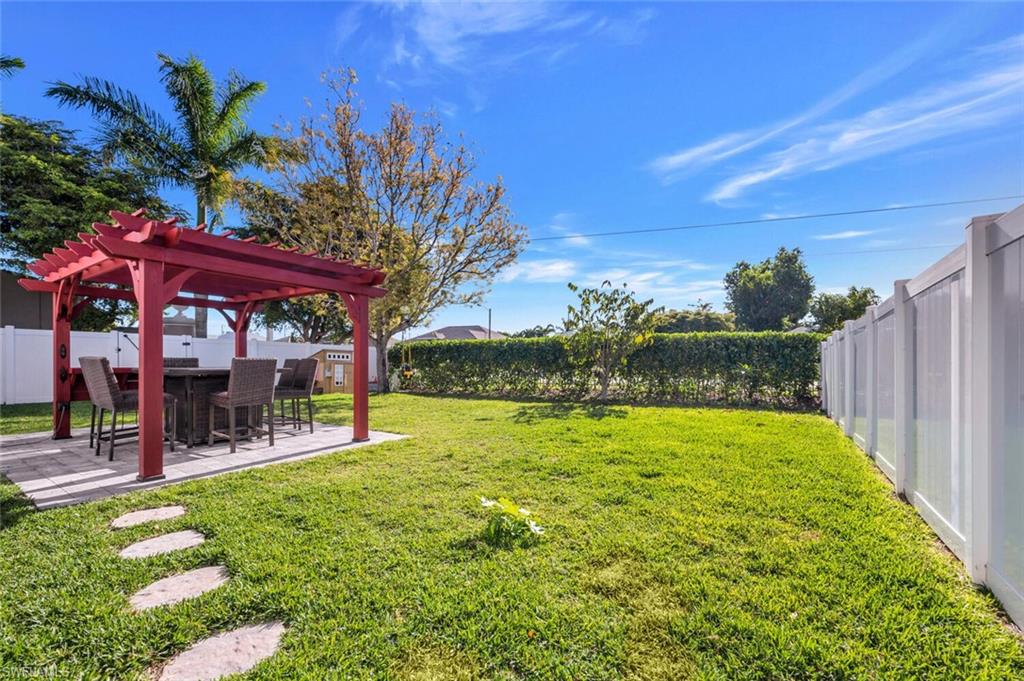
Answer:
(0, 423, 405, 508)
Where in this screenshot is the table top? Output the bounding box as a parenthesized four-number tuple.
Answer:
(162, 367, 231, 377)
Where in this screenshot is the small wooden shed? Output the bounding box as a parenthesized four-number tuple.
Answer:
(310, 348, 355, 394)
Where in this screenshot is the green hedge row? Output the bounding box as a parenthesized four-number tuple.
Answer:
(390, 332, 821, 407)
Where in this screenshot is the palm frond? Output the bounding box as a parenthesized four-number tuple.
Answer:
(213, 73, 266, 144)
(213, 129, 273, 172)
(0, 55, 25, 78)
(157, 53, 217, 159)
(45, 77, 189, 174)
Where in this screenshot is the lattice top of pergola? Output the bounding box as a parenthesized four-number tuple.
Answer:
(21, 209, 386, 309)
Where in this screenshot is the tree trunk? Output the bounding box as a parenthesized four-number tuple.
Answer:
(193, 198, 209, 338)
(374, 335, 390, 393)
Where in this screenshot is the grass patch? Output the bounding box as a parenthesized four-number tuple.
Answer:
(1, 394, 1021, 678)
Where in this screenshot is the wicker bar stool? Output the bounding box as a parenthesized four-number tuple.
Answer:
(208, 358, 277, 453)
(163, 357, 199, 368)
(274, 357, 319, 433)
(79, 357, 176, 461)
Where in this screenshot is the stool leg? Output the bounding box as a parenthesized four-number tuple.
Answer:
(208, 403, 215, 446)
(267, 402, 274, 447)
(228, 406, 236, 454)
(108, 408, 117, 461)
(95, 409, 104, 456)
(89, 404, 97, 448)
(307, 397, 314, 433)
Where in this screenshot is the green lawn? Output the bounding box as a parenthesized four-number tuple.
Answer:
(1, 394, 1021, 679)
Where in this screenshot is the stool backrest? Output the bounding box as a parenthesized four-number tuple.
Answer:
(277, 358, 299, 387)
(79, 356, 121, 410)
(292, 358, 320, 396)
(226, 358, 278, 407)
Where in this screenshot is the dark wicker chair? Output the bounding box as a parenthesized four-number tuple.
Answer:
(208, 358, 277, 453)
(274, 358, 299, 423)
(163, 357, 199, 368)
(274, 357, 319, 433)
(79, 357, 176, 461)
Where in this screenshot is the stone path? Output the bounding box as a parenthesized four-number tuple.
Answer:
(157, 622, 287, 681)
(119, 530, 206, 559)
(130, 566, 230, 611)
(108, 507, 286, 679)
(111, 505, 186, 528)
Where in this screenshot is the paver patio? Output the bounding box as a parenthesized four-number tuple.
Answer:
(0, 422, 404, 508)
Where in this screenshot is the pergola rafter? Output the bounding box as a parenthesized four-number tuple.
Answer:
(20, 208, 387, 482)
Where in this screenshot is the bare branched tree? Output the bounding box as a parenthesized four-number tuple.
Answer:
(237, 69, 526, 387)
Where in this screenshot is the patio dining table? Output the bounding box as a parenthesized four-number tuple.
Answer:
(162, 367, 232, 447)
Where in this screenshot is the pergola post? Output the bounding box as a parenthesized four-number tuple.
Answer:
(233, 303, 256, 358)
(350, 295, 370, 442)
(134, 259, 166, 481)
(51, 283, 74, 439)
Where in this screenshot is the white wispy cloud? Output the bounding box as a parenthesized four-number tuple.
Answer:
(381, 2, 654, 78)
(648, 20, 961, 184)
(501, 259, 578, 283)
(646, 27, 1024, 201)
(812, 229, 879, 241)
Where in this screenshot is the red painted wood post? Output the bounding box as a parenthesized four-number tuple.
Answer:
(234, 321, 247, 357)
(351, 295, 369, 441)
(51, 289, 72, 439)
(135, 259, 166, 481)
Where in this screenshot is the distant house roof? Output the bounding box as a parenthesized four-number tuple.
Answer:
(409, 325, 507, 341)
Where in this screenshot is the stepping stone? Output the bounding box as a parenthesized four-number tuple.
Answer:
(130, 566, 229, 611)
(157, 621, 287, 681)
(119, 530, 205, 559)
(111, 505, 186, 529)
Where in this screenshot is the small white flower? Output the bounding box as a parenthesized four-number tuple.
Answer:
(528, 520, 545, 535)
(518, 507, 531, 516)
(480, 497, 497, 508)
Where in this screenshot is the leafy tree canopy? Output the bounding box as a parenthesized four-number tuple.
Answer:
(234, 69, 526, 389)
(562, 281, 662, 401)
(511, 324, 558, 338)
(808, 286, 880, 334)
(655, 299, 735, 333)
(0, 114, 178, 330)
(723, 247, 814, 331)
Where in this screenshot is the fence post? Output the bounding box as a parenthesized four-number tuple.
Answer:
(893, 279, 912, 499)
(1, 326, 14, 404)
(966, 216, 991, 583)
(820, 340, 828, 413)
(843, 320, 855, 437)
(864, 305, 878, 456)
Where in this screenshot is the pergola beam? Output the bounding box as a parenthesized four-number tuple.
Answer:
(18, 279, 245, 310)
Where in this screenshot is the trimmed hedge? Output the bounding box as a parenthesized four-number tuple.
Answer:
(390, 332, 821, 407)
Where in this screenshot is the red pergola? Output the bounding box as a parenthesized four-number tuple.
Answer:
(19, 209, 386, 481)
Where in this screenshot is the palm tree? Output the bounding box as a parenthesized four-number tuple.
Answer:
(46, 52, 270, 230)
(46, 53, 271, 337)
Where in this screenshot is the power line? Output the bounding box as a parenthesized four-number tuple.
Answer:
(804, 243, 959, 258)
(529, 195, 1023, 242)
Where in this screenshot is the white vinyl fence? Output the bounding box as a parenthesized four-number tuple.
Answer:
(0, 329, 377, 405)
(821, 204, 1024, 627)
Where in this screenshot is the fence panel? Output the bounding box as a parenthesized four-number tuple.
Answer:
(873, 304, 896, 479)
(851, 321, 869, 448)
(908, 271, 967, 557)
(0, 329, 376, 404)
(820, 204, 1024, 627)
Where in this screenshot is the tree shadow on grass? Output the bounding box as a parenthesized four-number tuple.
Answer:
(0, 475, 36, 531)
(511, 402, 627, 425)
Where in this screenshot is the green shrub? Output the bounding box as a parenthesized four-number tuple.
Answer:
(390, 332, 821, 407)
(480, 497, 544, 548)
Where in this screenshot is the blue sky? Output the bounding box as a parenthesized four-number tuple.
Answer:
(3, 2, 1022, 337)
